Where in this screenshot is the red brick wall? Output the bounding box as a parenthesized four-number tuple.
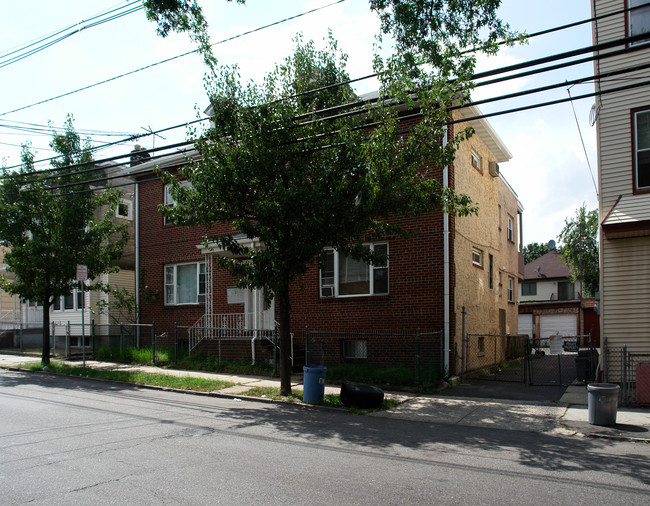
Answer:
(136, 118, 459, 371)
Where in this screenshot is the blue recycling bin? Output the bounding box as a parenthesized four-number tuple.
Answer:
(302, 365, 327, 403)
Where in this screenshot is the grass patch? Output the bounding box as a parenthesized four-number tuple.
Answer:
(326, 363, 440, 389)
(25, 361, 234, 392)
(96, 346, 275, 377)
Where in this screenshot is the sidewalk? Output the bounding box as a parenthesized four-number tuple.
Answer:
(1, 353, 649, 441)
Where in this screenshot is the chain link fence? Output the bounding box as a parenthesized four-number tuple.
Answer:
(301, 328, 444, 386)
(604, 340, 650, 406)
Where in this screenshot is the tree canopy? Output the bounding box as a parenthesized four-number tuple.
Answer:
(523, 242, 550, 265)
(0, 117, 128, 364)
(145, 1, 519, 393)
(558, 204, 599, 298)
(162, 34, 478, 394)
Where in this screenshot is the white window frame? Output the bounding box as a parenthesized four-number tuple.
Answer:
(52, 288, 85, 312)
(507, 215, 514, 242)
(471, 151, 481, 171)
(472, 247, 483, 268)
(164, 262, 206, 305)
(116, 199, 133, 220)
(634, 108, 650, 190)
(629, 0, 650, 46)
(164, 181, 193, 225)
(508, 277, 515, 303)
(320, 242, 388, 298)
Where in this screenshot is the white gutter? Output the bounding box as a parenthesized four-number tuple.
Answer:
(443, 125, 450, 377)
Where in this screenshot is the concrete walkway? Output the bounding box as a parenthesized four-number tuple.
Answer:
(1, 354, 649, 442)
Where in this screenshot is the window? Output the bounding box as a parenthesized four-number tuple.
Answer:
(507, 215, 514, 242)
(488, 254, 494, 289)
(634, 108, 650, 190)
(343, 340, 367, 359)
(477, 336, 485, 354)
(472, 247, 483, 268)
(471, 151, 481, 171)
(52, 288, 84, 311)
(116, 199, 133, 220)
(164, 181, 192, 225)
(498, 272, 503, 297)
(629, 0, 650, 46)
(320, 243, 388, 298)
(508, 277, 515, 303)
(498, 204, 502, 230)
(558, 281, 575, 301)
(521, 282, 537, 296)
(165, 262, 206, 305)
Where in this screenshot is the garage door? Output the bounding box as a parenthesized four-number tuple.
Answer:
(518, 314, 533, 337)
(540, 314, 576, 338)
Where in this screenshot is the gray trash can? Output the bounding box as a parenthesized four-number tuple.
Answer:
(587, 383, 620, 426)
(302, 365, 327, 403)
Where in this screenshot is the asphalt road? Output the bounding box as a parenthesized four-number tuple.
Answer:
(1, 369, 649, 505)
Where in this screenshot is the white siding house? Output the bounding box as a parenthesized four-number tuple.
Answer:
(592, 1, 650, 374)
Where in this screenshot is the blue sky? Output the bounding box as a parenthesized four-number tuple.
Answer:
(0, 0, 599, 246)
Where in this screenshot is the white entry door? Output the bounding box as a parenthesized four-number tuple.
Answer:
(244, 289, 275, 330)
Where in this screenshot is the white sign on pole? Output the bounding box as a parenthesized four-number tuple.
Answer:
(76, 264, 88, 282)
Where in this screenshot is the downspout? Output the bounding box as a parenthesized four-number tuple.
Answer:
(135, 182, 141, 348)
(443, 125, 450, 377)
(251, 287, 258, 365)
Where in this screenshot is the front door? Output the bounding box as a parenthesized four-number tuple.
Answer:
(244, 289, 275, 330)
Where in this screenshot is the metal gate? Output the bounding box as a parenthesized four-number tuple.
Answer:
(461, 334, 596, 387)
(461, 334, 529, 383)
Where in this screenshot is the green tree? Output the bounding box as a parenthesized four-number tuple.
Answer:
(523, 242, 550, 264)
(146, 1, 518, 394)
(558, 205, 599, 297)
(0, 117, 128, 365)
(162, 35, 477, 395)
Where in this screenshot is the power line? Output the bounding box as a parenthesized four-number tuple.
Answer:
(7, 11, 649, 179)
(24, 73, 650, 195)
(8, 29, 646, 183)
(0, 2, 144, 69)
(2, 2, 633, 169)
(0, 0, 346, 118)
(567, 86, 599, 200)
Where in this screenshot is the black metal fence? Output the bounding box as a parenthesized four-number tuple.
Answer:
(604, 340, 650, 406)
(460, 334, 597, 387)
(302, 327, 444, 385)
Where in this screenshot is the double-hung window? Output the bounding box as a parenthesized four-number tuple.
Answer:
(507, 215, 514, 242)
(164, 181, 193, 225)
(629, 0, 650, 46)
(508, 277, 515, 303)
(165, 262, 206, 305)
(320, 243, 388, 297)
(472, 247, 483, 268)
(634, 107, 650, 190)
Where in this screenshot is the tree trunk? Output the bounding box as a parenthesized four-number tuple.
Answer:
(41, 298, 51, 365)
(278, 282, 292, 396)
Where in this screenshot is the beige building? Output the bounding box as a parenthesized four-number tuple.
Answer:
(453, 106, 524, 370)
(592, 1, 650, 378)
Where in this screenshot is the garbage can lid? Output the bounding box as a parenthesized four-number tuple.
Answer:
(303, 365, 327, 373)
(587, 383, 620, 391)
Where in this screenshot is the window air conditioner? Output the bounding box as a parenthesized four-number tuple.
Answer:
(321, 286, 334, 298)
